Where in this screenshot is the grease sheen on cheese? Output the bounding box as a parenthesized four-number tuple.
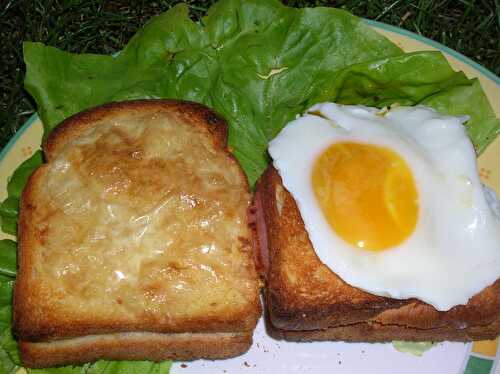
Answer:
(268, 102, 500, 311)
(32, 112, 256, 323)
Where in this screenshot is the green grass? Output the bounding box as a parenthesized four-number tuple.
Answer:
(1, 0, 498, 150)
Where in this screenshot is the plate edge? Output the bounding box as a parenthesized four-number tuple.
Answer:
(0, 114, 39, 164)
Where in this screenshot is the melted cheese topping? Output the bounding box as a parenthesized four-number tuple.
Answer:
(31, 112, 255, 323)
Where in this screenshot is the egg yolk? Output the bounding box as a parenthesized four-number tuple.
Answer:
(311, 142, 418, 251)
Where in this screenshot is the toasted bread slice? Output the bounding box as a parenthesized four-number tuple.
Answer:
(14, 100, 261, 367)
(19, 332, 252, 368)
(253, 166, 500, 341)
(266, 318, 500, 342)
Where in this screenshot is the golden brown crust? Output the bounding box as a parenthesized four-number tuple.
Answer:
(43, 100, 228, 161)
(266, 312, 500, 342)
(15, 165, 52, 340)
(14, 99, 261, 366)
(20, 331, 253, 368)
(256, 165, 500, 339)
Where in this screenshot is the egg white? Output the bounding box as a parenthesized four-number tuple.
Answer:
(268, 102, 500, 311)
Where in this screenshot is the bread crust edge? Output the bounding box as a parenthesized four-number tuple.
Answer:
(19, 331, 253, 369)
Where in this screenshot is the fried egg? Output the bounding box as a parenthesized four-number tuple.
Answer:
(268, 102, 500, 311)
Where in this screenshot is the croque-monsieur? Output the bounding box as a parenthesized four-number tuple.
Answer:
(255, 167, 500, 341)
(253, 103, 500, 342)
(14, 100, 261, 368)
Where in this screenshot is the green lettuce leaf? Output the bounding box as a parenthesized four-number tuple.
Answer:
(27, 360, 172, 374)
(27, 367, 88, 374)
(308, 51, 500, 153)
(22, 0, 498, 185)
(0, 151, 43, 235)
(392, 341, 436, 356)
(24, 0, 404, 184)
(0, 241, 17, 278)
(87, 360, 172, 373)
(420, 79, 500, 154)
(0, 347, 17, 374)
(5, 151, 44, 200)
(0, 276, 19, 374)
(0, 198, 17, 237)
(1, 306, 20, 368)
